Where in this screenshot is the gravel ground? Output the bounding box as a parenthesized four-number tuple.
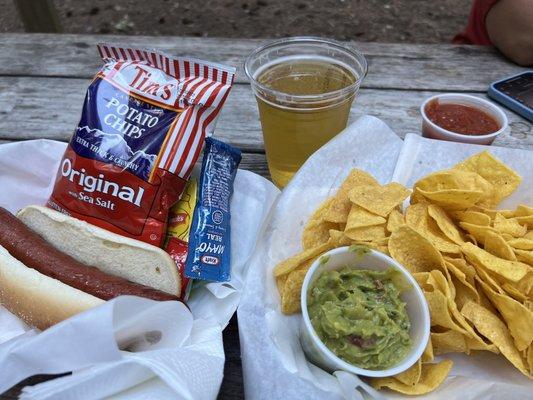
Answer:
(1, 0, 471, 43)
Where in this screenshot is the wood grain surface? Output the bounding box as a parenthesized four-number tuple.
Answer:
(0, 79, 530, 150)
(0, 33, 528, 91)
(0, 33, 530, 400)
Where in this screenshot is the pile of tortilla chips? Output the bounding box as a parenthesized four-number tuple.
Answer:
(274, 169, 409, 314)
(273, 151, 533, 395)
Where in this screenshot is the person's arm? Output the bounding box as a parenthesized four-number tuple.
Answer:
(486, 0, 533, 66)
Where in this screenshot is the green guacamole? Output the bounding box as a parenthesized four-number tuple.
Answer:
(307, 267, 412, 370)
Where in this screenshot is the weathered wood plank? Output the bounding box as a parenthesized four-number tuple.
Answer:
(0, 33, 526, 92)
(0, 77, 530, 150)
(0, 137, 270, 180)
(219, 314, 244, 400)
(13, 0, 61, 33)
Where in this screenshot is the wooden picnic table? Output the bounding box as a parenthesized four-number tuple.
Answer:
(0, 33, 530, 400)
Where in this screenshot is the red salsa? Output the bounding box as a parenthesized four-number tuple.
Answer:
(425, 100, 500, 135)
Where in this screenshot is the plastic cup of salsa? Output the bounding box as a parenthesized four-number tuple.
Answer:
(420, 93, 508, 145)
(299, 246, 430, 378)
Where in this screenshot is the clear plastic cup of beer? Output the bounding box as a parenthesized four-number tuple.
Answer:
(245, 37, 367, 188)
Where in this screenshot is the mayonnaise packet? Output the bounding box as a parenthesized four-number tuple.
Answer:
(185, 138, 241, 282)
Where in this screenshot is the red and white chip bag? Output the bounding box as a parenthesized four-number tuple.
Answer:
(48, 43, 235, 246)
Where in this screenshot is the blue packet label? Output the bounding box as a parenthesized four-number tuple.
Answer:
(185, 137, 241, 282)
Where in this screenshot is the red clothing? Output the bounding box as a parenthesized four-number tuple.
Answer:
(454, 0, 500, 45)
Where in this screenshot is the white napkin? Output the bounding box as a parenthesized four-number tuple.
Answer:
(5, 296, 223, 400)
(0, 139, 279, 399)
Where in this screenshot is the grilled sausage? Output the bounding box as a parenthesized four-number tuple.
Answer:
(0, 207, 179, 302)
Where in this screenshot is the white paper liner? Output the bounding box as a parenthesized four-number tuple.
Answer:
(238, 116, 533, 399)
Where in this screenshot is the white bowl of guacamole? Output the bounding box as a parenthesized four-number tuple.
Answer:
(300, 245, 430, 378)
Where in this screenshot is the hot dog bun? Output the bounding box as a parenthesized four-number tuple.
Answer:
(0, 245, 104, 330)
(17, 206, 181, 297)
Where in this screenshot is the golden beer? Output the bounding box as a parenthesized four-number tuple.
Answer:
(245, 38, 367, 187)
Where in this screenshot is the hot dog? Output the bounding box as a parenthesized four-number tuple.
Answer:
(0, 208, 178, 302)
(0, 206, 183, 329)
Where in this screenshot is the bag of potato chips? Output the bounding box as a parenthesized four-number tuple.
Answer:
(48, 43, 235, 247)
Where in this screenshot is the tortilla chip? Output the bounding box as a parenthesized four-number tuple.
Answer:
(507, 238, 533, 250)
(328, 229, 352, 247)
(459, 222, 497, 245)
(452, 171, 495, 207)
(280, 269, 308, 314)
(367, 236, 389, 246)
(345, 224, 387, 241)
(416, 188, 484, 210)
(308, 197, 334, 221)
(389, 225, 444, 273)
(445, 256, 476, 281)
(474, 265, 505, 294)
(363, 237, 390, 255)
(277, 256, 317, 300)
(476, 207, 513, 219)
(274, 242, 332, 277)
(465, 336, 499, 353)
(476, 280, 501, 316)
(432, 330, 469, 355)
(324, 170, 379, 223)
(514, 272, 533, 298)
(511, 215, 533, 229)
(461, 242, 530, 283)
(431, 269, 481, 337)
(276, 274, 288, 297)
(416, 170, 482, 192)
(368, 244, 390, 255)
(429, 268, 455, 299)
(453, 151, 521, 203)
(436, 268, 457, 300)
(511, 208, 533, 228)
(466, 234, 478, 246)
(494, 213, 527, 238)
(501, 282, 528, 302)
(428, 204, 466, 245)
(406, 204, 461, 254)
(452, 210, 491, 226)
(445, 261, 479, 308)
(323, 198, 351, 224)
(410, 188, 430, 205)
(484, 230, 517, 261)
(526, 345, 533, 374)
(386, 209, 405, 233)
(302, 219, 338, 250)
(421, 271, 441, 292)
(424, 290, 469, 335)
(345, 204, 386, 230)
(414, 168, 492, 208)
(371, 360, 453, 395)
(515, 249, 533, 266)
(477, 279, 533, 351)
(414, 271, 434, 292)
(422, 336, 434, 362)
(461, 301, 530, 377)
(394, 359, 422, 386)
(515, 205, 533, 217)
(349, 182, 410, 217)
